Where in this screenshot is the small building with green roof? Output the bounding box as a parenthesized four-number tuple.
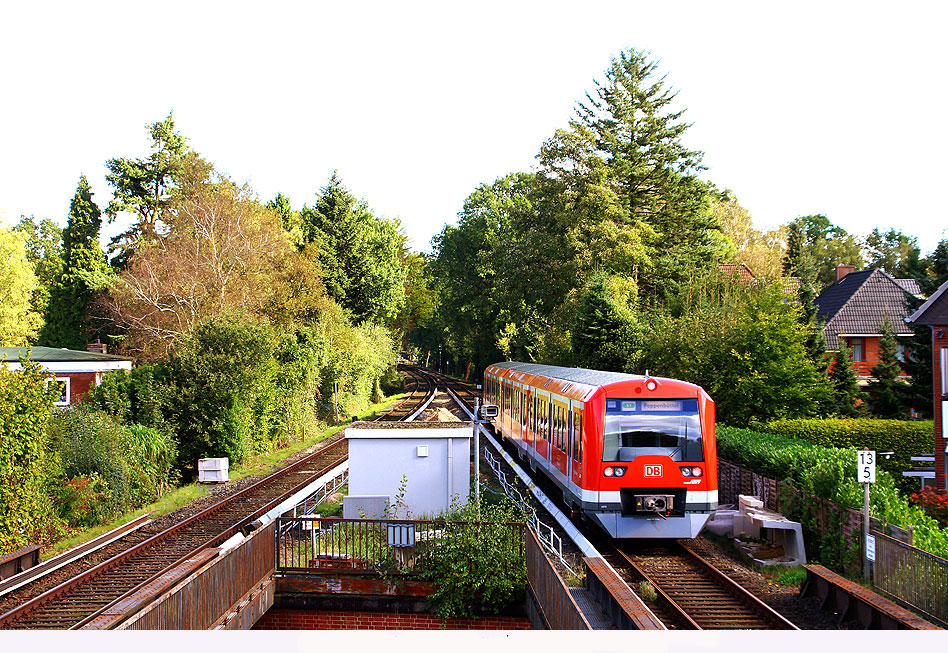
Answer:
(0, 345, 133, 407)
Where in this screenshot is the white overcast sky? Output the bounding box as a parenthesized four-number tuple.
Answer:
(1, 1, 946, 256)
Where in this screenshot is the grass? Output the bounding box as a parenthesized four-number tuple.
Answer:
(770, 566, 807, 587)
(40, 392, 406, 561)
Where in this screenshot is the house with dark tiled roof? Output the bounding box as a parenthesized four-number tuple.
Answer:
(814, 265, 923, 380)
(0, 344, 132, 407)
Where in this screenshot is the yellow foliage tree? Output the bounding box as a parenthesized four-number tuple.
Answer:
(0, 229, 43, 345)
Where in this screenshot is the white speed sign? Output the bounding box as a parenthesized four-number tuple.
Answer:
(857, 450, 876, 484)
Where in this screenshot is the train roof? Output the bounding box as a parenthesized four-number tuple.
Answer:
(487, 361, 641, 386)
(485, 361, 705, 402)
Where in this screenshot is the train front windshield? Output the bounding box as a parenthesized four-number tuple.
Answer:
(602, 399, 703, 462)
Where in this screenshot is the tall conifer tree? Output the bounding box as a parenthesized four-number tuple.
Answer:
(828, 341, 865, 416)
(39, 176, 109, 349)
(867, 321, 905, 417)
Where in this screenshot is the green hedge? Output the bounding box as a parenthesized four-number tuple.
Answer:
(718, 425, 948, 561)
(754, 418, 933, 492)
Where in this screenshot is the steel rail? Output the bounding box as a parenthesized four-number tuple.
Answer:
(0, 514, 151, 599)
(612, 540, 799, 630)
(0, 438, 346, 629)
(0, 366, 437, 630)
(70, 442, 351, 630)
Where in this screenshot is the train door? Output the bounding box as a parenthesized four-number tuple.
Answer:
(550, 397, 568, 474)
(535, 392, 549, 460)
(570, 406, 583, 486)
(524, 389, 533, 447)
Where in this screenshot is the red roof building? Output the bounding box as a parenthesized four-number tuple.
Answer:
(0, 345, 133, 406)
(814, 265, 922, 380)
(907, 278, 948, 490)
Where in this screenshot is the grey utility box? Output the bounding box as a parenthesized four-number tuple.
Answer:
(343, 421, 472, 519)
(198, 457, 229, 483)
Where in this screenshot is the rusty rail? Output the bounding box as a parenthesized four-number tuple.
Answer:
(116, 521, 276, 630)
(0, 515, 151, 598)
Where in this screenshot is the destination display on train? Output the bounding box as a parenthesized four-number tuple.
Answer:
(607, 400, 685, 412)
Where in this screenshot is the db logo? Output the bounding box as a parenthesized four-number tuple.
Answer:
(644, 465, 662, 478)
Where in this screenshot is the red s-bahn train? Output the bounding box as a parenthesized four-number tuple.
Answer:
(483, 362, 718, 539)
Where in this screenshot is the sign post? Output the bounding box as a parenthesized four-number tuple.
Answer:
(858, 450, 876, 580)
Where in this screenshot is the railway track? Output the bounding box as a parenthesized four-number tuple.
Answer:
(377, 365, 435, 421)
(433, 367, 800, 630)
(606, 539, 798, 630)
(0, 368, 436, 630)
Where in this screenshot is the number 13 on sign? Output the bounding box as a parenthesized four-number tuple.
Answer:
(858, 450, 876, 484)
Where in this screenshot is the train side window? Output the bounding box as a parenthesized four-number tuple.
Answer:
(572, 412, 582, 462)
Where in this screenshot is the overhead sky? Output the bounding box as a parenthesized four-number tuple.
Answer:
(1, 1, 945, 256)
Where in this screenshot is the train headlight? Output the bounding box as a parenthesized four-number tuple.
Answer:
(680, 466, 702, 477)
(604, 467, 614, 477)
(614, 466, 626, 477)
(646, 380, 657, 391)
(680, 466, 692, 477)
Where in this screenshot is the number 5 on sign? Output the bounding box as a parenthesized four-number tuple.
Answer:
(858, 450, 876, 484)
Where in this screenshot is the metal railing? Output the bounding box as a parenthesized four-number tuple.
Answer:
(872, 529, 948, 626)
(525, 529, 590, 629)
(276, 516, 524, 575)
(482, 445, 581, 578)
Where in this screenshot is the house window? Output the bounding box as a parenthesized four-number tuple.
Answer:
(850, 338, 865, 362)
(45, 377, 70, 407)
(941, 347, 947, 396)
(895, 342, 906, 362)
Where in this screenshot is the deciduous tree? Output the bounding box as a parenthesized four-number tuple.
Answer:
(105, 161, 292, 358)
(0, 229, 43, 345)
(12, 215, 62, 320)
(782, 215, 864, 290)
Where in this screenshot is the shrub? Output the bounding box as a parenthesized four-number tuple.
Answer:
(756, 418, 933, 492)
(48, 407, 178, 525)
(718, 426, 948, 560)
(910, 488, 948, 527)
(0, 359, 61, 554)
(57, 473, 111, 527)
(420, 499, 528, 619)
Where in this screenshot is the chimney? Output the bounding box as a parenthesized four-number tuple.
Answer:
(836, 264, 856, 282)
(87, 340, 107, 355)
